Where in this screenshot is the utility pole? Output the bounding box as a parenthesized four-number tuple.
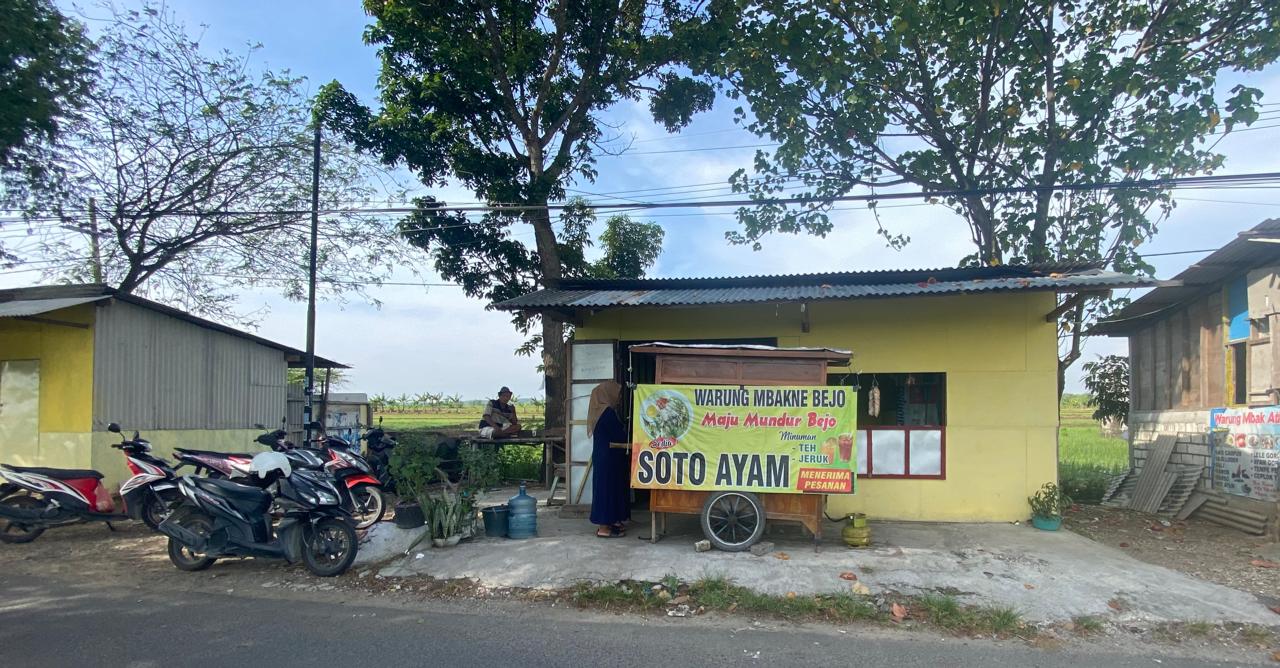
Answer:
(58, 198, 103, 283)
(304, 123, 321, 444)
(86, 198, 102, 284)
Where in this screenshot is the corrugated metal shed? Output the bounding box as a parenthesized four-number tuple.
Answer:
(92, 299, 289, 430)
(0, 295, 107, 317)
(496, 265, 1156, 311)
(0, 284, 345, 368)
(1093, 218, 1280, 335)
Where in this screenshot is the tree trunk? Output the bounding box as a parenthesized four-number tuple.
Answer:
(541, 317, 566, 432)
(526, 200, 566, 432)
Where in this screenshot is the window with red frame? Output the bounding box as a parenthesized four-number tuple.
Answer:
(828, 372, 946, 479)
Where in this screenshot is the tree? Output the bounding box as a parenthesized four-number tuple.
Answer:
(0, 0, 93, 201)
(699, 0, 1280, 384)
(14, 4, 405, 323)
(317, 0, 714, 429)
(287, 367, 348, 389)
(397, 197, 665, 359)
(1082, 354, 1129, 425)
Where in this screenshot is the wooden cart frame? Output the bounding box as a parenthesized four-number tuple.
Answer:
(630, 344, 852, 550)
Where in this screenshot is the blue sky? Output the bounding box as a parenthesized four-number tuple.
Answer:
(16, 1, 1280, 399)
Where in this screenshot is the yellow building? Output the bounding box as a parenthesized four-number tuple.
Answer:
(0, 285, 343, 488)
(498, 264, 1150, 522)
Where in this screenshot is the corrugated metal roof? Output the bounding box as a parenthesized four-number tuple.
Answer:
(0, 283, 347, 368)
(497, 267, 1156, 310)
(1093, 218, 1280, 335)
(0, 295, 107, 317)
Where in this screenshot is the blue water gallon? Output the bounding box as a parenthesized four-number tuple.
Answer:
(506, 482, 537, 539)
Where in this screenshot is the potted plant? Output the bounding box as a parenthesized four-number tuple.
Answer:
(1028, 482, 1072, 531)
(388, 438, 441, 529)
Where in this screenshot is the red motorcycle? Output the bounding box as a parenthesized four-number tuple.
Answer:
(0, 463, 127, 544)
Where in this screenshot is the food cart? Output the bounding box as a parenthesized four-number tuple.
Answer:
(627, 343, 857, 551)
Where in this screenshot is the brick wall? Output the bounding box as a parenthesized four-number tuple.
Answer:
(1129, 409, 1214, 490)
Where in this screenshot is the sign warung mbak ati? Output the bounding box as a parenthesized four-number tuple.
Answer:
(630, 384, 858, 494)
(1210, 406, 1280, 502)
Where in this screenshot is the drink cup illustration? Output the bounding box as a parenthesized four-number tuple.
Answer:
(838, 433, 854, 463)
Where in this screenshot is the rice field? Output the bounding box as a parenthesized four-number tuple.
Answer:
(1059, 407, 1129, 502)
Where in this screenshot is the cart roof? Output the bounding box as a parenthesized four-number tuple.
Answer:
(628, 342, 852, 363)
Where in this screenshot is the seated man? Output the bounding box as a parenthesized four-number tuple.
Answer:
(478, 386, 521, 438)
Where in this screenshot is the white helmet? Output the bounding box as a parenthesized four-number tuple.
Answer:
(250, 451, 291, 479)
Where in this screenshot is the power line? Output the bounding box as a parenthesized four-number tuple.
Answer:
(5, 172, 1278, 232)
(160, 170, 1280, 215)
(1142, 248, 1218, 257)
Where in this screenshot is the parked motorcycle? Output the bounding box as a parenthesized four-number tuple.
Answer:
(112, 423, 181, 530)
(158, 451, 358, 577)
(305, 425, 385, 529)
(0, 463, 128, 544)
(254, 424, 385, 529)
(172, 447, 256, 479)
(361, 418, 398, 494)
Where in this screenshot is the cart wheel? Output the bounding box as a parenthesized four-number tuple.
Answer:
(700, 491, 765, 552)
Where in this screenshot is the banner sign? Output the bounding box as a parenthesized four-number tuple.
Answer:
(630, 384, 858, 494)
(1210, 406, 1280, 502)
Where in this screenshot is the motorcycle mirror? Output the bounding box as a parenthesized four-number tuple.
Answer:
(132, 431, 140, 440)
(254, 423, 265, 430)
(378, 416, 383, 426)
(107, 423, 121, 433)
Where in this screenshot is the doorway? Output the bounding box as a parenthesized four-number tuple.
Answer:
(0, 360, 40, 466)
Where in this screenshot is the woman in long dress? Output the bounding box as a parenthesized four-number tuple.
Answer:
(588, 380, 630, 537)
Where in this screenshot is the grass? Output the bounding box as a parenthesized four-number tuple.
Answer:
(571, 576, 1027, 639)
(1239, 625, 1273, 646)
(915, 594, 1026, 636)
(1072, 615, 1104, 634)
(1058, 407, 1129, 504)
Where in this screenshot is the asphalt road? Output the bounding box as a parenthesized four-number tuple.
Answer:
(0, 574, 1260, 667)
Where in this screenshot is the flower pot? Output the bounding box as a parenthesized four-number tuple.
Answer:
(1031, 515, 1062, 531)
(444, 534, 462, 547)
(393, 502, 425, 529)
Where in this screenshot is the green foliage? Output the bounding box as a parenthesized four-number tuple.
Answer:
(704, 0, 1279, 266)
(387, 438, 442, 509)
(1028, 482, 1072, 518)
(497, 444, 543, 481)
(286, 368, 349, 389)
(0, 0, 92, 200)
(698, 0, 1280, 369)
(1083, 355, 1130, 425)
(316, 0, 716, 387)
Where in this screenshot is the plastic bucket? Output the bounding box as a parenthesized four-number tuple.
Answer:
(482, 505, 510, 538)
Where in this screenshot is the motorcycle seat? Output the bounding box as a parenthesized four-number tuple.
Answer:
(174, 448, 254, 458)
(192, 476, 271, 515)
(3, 465, 103, 480)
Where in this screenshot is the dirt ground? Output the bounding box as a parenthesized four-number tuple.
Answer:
(1065, 505, 1280, 604)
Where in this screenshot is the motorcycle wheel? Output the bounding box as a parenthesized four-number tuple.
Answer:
(167, 514, 216, 571)
(350, 484, 385, 529)
(141, 493, 171, 531)
(0, 495, 46, 544)
(301, 517, 357, 577)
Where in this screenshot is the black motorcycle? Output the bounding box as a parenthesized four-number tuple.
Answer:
(361, 419, 398, 494)
(157, 453, 358, 577)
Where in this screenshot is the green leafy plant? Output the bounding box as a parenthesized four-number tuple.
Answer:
(388, 439, 441, 510)
(1083, 355, 1130, 426)
(1028, 482, 1072, 519)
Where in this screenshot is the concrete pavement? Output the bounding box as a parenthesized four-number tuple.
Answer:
(371, 501, 1279, 624)
(0, 573, 1259, 667)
